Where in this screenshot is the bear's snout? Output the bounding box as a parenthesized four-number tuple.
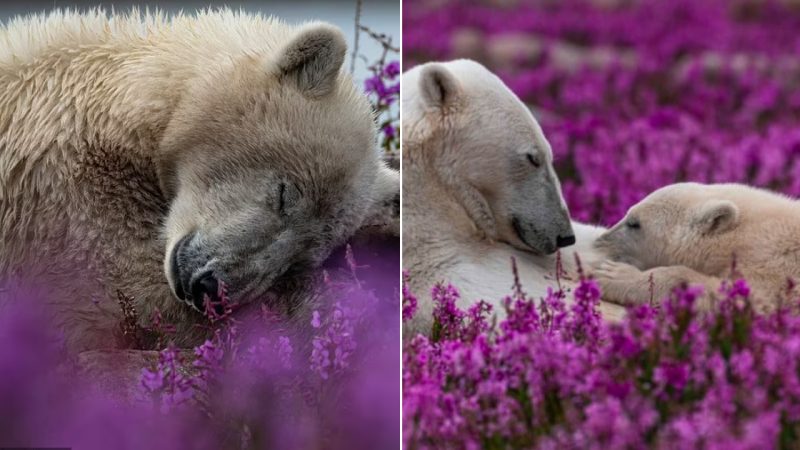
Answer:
(592, 230, 613, 252)
(512, 216, 562, 255)
(169, 232, 224, 314)
(189, 270, 223, 313)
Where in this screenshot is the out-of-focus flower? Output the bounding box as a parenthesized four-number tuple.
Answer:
(402, 271, 418, 321)
(141, 343, 194, 412)
(384, 60, 400, 79)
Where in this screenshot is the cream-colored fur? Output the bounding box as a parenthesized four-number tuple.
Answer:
(594, 183, 800, 312)
(402, 60, 624, 335)
(0, 9, 397, 352)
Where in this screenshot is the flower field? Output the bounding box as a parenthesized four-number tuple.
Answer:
(403, 0, 800, 448)
(1, 243, 399, 450)
(403, 265, 800, 449)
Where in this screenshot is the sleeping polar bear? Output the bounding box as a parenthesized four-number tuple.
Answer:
(0, 9, 399, 352)
(402, 59, 625, 335)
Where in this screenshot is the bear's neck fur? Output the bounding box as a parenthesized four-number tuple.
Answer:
(403, 133, 527, 301)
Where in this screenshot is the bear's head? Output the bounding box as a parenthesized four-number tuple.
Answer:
(595, 183, 740, 271)
(156, 23, 398, 311)
(402, 59, 574, 255)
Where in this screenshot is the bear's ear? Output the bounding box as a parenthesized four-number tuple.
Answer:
(694, 200, 739, 235)
(419, 64, 461, 109)
(275, 24, 347, 98)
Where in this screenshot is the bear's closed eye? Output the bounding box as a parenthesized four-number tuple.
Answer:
(278, 182, 286, 212)
(526, 154, 541, 168)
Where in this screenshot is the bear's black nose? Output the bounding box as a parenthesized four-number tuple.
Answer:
(556, 234, 576, 248)
(190, 271, 219, 312)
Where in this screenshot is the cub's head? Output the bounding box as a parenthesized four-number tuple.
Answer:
(595, 183, 740, 271)
(157, 24, 398, 311)
(402, 59, 574, 255)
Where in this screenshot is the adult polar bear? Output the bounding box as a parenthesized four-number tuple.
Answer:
(402, 59, 624, 334)
(0, 9, 398, 351)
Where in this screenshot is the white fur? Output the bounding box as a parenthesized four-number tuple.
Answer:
(402, 60, 625, 335)
(0, 8, 393, 351)
(448, 222, 607, 301)
(595, 182, 800, 312)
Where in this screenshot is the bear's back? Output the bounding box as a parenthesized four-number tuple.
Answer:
(0, 8, 298, 73)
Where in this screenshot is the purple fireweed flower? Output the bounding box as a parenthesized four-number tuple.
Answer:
(382, 123, 397, 139)
(383, 60, 400, 78)
(364, 75, 382, 92)
(193, 336, 224, 381)
(141, 366, 165, 392)
(402, 270, 418, 321)
(569, 277, 602, 345)
(310, 301, 359, 380)
(277, 336, 293, 370)
(141, 343, 194, 412)
(310, 338, 332, 380)
(431, 283, 466, 341)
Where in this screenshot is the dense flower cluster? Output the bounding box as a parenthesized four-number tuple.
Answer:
(309, 300, 359, 380)
(0, 300, 215, 449)
(140, 244, 398, 449)
(403, 272, 800, 449)
(404, 0, 800, 224)
(1, 242, 399, 450)
(141, 343, 194, 412)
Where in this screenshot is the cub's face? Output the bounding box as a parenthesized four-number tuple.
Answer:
(158, 24, 398, 311)
(595, 183, 740, 271)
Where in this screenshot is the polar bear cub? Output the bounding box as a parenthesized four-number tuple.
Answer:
(402, 59, 624, 335)
(594, 182, 800, 312)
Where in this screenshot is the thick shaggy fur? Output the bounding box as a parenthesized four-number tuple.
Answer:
(595, 183, 800, 312)
(0, 9, 398, 352)
(402, 60, 624, 335)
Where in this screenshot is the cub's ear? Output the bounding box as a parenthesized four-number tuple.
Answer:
(360, 165, 400, 237)
(694, 200, 739, 235)
(419, 64, 461, 109)
(276, 24, 347, 98)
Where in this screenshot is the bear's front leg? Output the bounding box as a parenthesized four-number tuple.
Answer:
(642, 265, 722, 310)
(593, 260, 652, 305)
(595, 261, 722, 309)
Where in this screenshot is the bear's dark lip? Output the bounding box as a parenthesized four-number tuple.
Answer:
(512, 217, 536, 250)
(170, 234, 192, 300)
(512, 216, 556, 255)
